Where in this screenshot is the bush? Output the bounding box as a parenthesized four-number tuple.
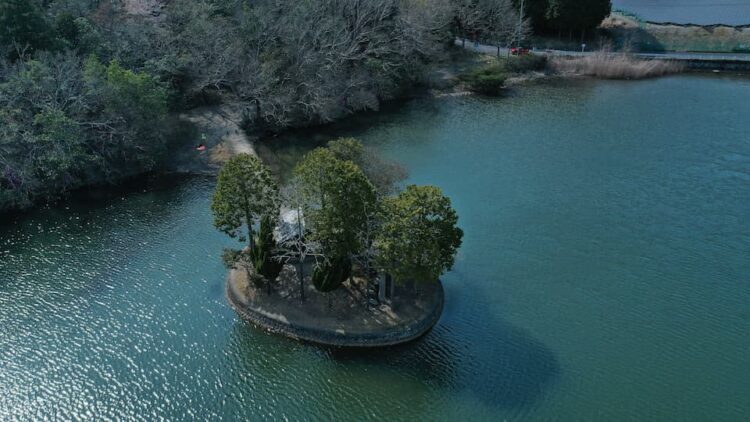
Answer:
(249, 216, 284, 286)
(460, 65, 507, 95)
(312, 256, 352, 293)
(504, 54, 548, 73)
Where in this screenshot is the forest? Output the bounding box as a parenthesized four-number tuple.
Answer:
(0, 0, 610, 211)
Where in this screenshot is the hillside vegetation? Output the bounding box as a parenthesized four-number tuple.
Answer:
(0, 0, 613, 212)
(0, 0, 455, 211)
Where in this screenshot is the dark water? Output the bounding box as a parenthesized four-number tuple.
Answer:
(2, 75, 750, 420)
(613, 0, 750, 25)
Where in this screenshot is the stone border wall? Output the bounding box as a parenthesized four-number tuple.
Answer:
(226, 277, 444, 348)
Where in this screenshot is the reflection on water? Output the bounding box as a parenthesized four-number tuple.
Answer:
(2, 75, 750, 420)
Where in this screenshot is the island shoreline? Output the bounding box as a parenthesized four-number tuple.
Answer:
(225, 269, 445, 348)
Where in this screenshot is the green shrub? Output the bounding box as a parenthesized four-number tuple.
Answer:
(504, 55, 548, 73)
(249, 216, 284, 291)
(460, 65, 507, 95)
(312, 256, 352, 293)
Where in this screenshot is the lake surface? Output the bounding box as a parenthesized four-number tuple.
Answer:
(613, 0, 750, 25)
(2, 75, 750, 420)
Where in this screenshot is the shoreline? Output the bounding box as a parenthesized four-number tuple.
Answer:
(4, 51, 745, 217)
(225, 268, 444, 348)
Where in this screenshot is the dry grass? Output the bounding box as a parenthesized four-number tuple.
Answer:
(550, 52, 683, 79)
(602, 13, 750, 53)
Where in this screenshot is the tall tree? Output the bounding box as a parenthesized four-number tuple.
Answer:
(546, 0, 611, 39)
(481, 0, 525, 55)
(277, 179, 324, 301)
(516, 0, 549, 33)
(211, 153, 280, 247)
(375, 185, 463, 284)
(452, 0, 485, 46)
(293, 148, 377, 292)
(0, 53, 168, 211)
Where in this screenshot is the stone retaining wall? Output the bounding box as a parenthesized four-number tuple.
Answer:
(226, 276, 444, 348)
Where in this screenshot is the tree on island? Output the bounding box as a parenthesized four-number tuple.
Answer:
(211, 140, 463, 310)
(293, 148, 377, 296)
(375, 185, 463, 286)
(326, 137, 408, 196)
(211, 153, 282, 293)
(277, 178, 324, 301)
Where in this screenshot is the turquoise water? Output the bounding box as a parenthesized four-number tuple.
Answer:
(613, 0, 750, 25)
(2, 75, 750, 420)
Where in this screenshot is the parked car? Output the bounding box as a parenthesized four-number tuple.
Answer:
(511, 47, 530, 56)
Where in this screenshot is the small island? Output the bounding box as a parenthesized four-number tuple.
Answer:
(226, 264, 444, 347)
(211, 138, 463, 347)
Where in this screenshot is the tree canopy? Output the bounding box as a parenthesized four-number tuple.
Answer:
(212, 140, 462, 299)
(375, 185, 463, 283)
(293, 147, 377, 260)
(326, 137, 407, 195)
(211, 153, 280, 245)
(527, 0, 611, 36)
(0, 53, 167, 210)
(212, 154, 283, 294)
(0, 0, 454, 212)
(0, 0, 55, 57)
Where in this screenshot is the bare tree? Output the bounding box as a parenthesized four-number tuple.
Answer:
(453, 0, 483, 47)
(276, 180, 325, 301)
(481, 0, 529, 56)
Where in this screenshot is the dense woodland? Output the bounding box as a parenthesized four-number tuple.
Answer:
(0, 0, 610, 212)
(520, 0, 611, 39)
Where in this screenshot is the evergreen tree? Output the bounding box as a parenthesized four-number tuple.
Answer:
(211, 153, 280, 247)
(293, 148, 377, 292)
(375, 185, 463, 284)
(0, 0, 55, 56)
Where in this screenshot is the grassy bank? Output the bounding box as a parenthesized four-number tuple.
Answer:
(549, 52, 683, 79)
(602, 12, 750, 53)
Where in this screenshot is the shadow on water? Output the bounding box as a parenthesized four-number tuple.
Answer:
(330, 304, 559, 410)
(224, 290, 560, 413)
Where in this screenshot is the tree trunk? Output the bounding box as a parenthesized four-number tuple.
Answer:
(297, 260, 305, 301)
(363, 261, 372, 307)
(378, 273, 387, 303)
(462, 37, 466, 48)
(255, 100, 261, 121)
(497, 45, 500, 57)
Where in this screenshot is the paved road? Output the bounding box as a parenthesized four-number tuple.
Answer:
(456, 39, 750, 62)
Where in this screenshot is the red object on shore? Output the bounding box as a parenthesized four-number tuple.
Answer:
(196, 144, 206, 151)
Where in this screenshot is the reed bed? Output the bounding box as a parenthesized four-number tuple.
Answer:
(550, 52, 683, 79)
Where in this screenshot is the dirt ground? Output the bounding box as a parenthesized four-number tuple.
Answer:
(229, 262, 440, 334)
(169, 105, 257, 174)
